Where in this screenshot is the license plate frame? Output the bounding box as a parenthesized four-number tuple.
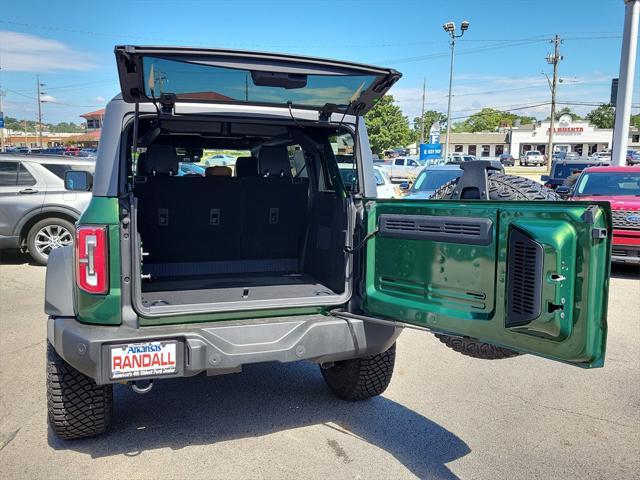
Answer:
(109, 341, 178, 380)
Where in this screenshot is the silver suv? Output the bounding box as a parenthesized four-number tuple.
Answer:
(0, 154, 94, 264)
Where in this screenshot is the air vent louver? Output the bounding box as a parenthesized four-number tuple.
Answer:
(506, 228, 543, 327)
(379, 214, 493, 246)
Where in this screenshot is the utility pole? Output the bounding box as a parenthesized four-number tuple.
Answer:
(612, 0, 639, 166)
(23, 109, 27, 147)
(419, 78, 426, 145)
(36, 75, 44, 148)
(545, 35, 563, 174)
(0, 90, 5, 153)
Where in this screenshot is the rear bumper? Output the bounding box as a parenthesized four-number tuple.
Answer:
(47, 315, 401, 385)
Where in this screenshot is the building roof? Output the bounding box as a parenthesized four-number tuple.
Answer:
(80, 109, 106, 119)
(441, 132, 509, 143)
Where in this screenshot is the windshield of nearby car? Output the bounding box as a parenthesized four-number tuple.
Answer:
(373, 169, 385, 186)
(42, 163, 95, 179)
(142, 57, 378, 109)
(411, 169, 462, 192)
(575, 171, 640, 196)
(552, 163, 590, 179)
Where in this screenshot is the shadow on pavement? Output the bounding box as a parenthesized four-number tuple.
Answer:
(49, 361, 470, 478)
(610, 263, 639, 280)
(0, 249, 38, 266)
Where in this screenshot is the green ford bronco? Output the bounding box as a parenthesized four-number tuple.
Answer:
(45, 46, 611, 439)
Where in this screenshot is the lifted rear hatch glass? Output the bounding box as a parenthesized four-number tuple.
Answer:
(115, 46, 401, 115)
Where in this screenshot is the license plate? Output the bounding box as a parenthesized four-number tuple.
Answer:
(110, 341, 177, 380)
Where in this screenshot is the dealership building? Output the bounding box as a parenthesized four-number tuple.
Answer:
(435, 115, 640, 158)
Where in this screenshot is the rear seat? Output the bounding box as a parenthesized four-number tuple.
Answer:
(137, 145, 309, 268)
(241, 146, 308, 260)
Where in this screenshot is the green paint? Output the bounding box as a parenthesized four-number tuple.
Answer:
(363, 199, 610, 368)
(76, 197, 122, 325)
(139, 306, 328, 326)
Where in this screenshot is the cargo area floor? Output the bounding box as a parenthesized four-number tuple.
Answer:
(140, 272, 338, 307)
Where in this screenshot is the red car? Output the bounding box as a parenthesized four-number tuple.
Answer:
(569, 166, 640, 264)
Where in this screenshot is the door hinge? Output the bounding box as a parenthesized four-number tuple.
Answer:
(591, 228, 607, 240)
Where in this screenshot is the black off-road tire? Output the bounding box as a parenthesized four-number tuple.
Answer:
(321, 344, 396, 401)
(47, 343, 113, 439)
(429, 173, 560, 360)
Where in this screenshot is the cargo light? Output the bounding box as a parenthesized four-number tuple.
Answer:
(75, 226, 109, 294)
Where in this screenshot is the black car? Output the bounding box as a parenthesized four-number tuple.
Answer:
(498, 153, 515, 166)
(541, 159, 609, 191)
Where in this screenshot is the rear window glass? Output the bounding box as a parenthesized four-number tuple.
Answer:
(17, 164, 36, 186)
(42, 163, 95, 179)
(0, 161, 18, 186)
(552, 163, 589, 179)
(142, 57, 377, 109)
(412, 169, 462, 192)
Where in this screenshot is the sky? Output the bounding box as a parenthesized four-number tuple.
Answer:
(0, 0, 637, 126)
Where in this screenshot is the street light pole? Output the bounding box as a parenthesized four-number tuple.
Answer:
(443, 20, 469, 160)
(36, 75, 44, 149)
(612, 0, 639, 166)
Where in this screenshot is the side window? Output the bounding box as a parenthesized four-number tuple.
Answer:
(408, 159, 418, 167)
(286, 145, 308, 178)
(329, 132, 356, 193)
(394, 158, 404, 166)
(0, 161, 19, 186)
(17, 164, 37, 186)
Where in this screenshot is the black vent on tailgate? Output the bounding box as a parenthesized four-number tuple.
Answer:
(379, 214, 493, 245)
(506, 228, 543, 327)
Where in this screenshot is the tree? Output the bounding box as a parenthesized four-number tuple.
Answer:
(452, 108, 523, 133)
(412, 110, 446, 143)
(586, 104, 616, 129)
(546, 107, 582, 121)
(364, 95, 412, 154)
(630, 113, 640, 129)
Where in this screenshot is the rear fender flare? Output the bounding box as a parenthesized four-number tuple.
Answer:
(14, 206, 81, 239)
(45, 246, 75, 317)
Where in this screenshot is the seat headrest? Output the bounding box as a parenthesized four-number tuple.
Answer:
(143, 145, 179, 175)
(206, 166, 232, 177)
(235, 156, 258, 177)
(259, 146, 291, 177)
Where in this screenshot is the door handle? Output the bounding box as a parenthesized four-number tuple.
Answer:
(19, 188, 39, 194)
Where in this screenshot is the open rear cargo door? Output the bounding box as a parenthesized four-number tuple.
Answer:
(362, 199, 611, 368)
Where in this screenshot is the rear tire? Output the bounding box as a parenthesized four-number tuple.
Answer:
(429, 173, 560, 360)
(47, 343, 113, 439)
(321, 344, 396, 401)
(27, 217, 75, 265)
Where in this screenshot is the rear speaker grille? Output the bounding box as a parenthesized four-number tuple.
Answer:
(506, 228, 543, 327)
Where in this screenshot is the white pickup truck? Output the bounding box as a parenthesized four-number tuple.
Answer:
(520, 150, 545, 166)
(380, 156, 423, 182)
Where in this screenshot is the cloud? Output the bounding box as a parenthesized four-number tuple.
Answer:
(94, 96, 106, 103)
(0, 31, 96, 72)
(40, 94, 57, 103)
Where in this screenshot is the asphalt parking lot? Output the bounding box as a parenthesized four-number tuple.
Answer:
(0, 250, 638, 480)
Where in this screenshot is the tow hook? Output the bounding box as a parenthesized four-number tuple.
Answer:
(131, 380, 154, 394)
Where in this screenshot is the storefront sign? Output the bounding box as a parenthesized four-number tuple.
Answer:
(420, 143, 442, 160)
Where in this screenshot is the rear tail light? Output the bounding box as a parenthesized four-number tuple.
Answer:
(75, 226, 109, 294)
